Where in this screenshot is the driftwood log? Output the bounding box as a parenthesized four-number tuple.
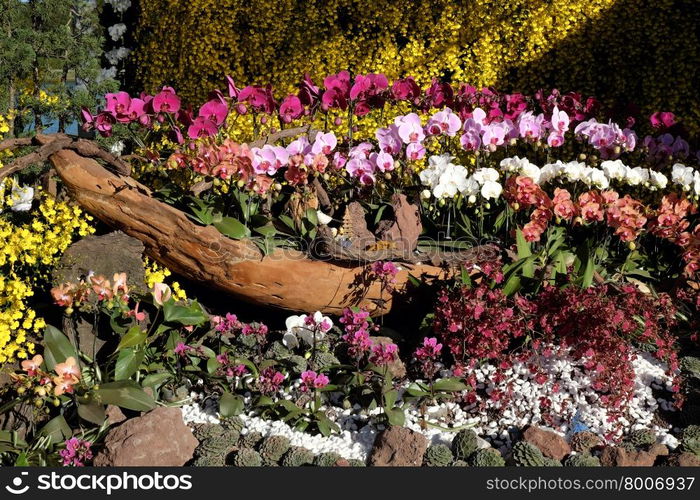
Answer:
(45, 145, 460, 315)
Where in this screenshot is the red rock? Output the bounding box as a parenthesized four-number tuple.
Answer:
(675, 452, 700, 467)
(522, 426, 571, 461)
(369, 427, 428, 466)
(93, 407, 198, 466)
(600, 444, 669, 467)
(334, 458, 350, 467)
(105, 405, 126, 425)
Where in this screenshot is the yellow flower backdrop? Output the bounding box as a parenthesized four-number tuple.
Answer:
(133, 0, 700, 133)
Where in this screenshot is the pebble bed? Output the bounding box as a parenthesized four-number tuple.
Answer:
(181, 347, 679, 461)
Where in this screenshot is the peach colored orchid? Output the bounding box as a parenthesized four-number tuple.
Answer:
(152, 282, 172, 306)
(21, 354, 44, 376)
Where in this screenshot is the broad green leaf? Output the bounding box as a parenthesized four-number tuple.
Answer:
(304, 208, 318, 226)
(383, 389, 398, 409)
(432, 377, 469, 392)
(38, 415, 71, 444)
(117, 326, 147, 351)
(385, 407, 405, 426)
(96, 380, 156, 411)
(77, 401, 106, 425)
(582, 253, 595, 288)
(214, 217, 251, 239)
(114, 347, 145, 380)
(43, 325, 78, 371)
(141, 372, 171, 389)
(163, 300, 207, 325)
(516, 229, 532, 258)
(219, 391, 244, 417)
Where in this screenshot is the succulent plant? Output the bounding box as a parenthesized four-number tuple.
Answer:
(265, 341, 292, 360)
(259, 435, 291, 462)
(193, 423, 239, 457)
(239, 431, 264, 449)
(451, 429, 478, 460)
(451, 459, 468, 467)
(220, 416, 245, 434)
(624, 429, 656, 448)
(619, 441, 637, 453)
(311, 351, 340, 371)
(680, 426, 700, 456)
(680, 356, 700, 379)
(281, 446, 314, 467)
(469, 448, 505, 467)
(570, 431, 602, 453)
(232, 448, 262, 467)
(313, 452, 342, 467)
(423, 444, 454, 467)
(192, 453, 226, 467)
(564, 454, 601, 466)
(347, 458, 366, 467)
(512, 441, 546, 467)
(288, 355, 308, 373)
(543, 457, 563, 466)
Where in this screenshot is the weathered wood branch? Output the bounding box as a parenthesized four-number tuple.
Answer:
(47, 148, 451, 315)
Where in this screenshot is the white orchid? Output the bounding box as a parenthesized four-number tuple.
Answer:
(601, 159, 627, 181)
(625, 166, 649, 186)
(8, 180, 34, 212)
(480, 180, 503, 200)
(283, 311, 333, 349)
(649, 170, 668, 190)
(672, 163, 695, 190)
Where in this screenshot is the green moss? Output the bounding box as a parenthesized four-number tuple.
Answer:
(259, 435, 291, 462)
(313, 452, 342, 467)
(570, 431, 601, 453)
(624, 429, 656, 448)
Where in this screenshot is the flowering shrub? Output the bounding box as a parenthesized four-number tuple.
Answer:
(432, 263, 682, 422)
(0, 192, 94, 364)
(133, 0, 700, 135)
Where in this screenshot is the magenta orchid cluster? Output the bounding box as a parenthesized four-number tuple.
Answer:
(59, 438, 93, 467)
(368, 342, 398, 367)
(215, 353, 248, 378)
(414, 337, 443, 380)
(299, 370, 330, 392)
(257, 366, 286, 395)
(339, 307, 377, 361)
(212, 313, 268, 342)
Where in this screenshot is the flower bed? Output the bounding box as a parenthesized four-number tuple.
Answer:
(1, 71, 699, 468)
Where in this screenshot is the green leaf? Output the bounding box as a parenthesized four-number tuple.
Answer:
(163, 300, 207, 325)
(582, 253, 595, 288)
(460, 266, 473, 287)
(214, 217, 251, 239)
(43, 325, 78, 371)
(385, 407, 405, 426)
(383, 389, 399, 409)
(141, 372, 171, 389)
(219, 391, 244, 417)
(77, 401, 106, 425)
(405, 382, 431, 397)
(117, 326, 147, 351)
(114, 347, 145, 380)
(304, 208, 318, 226)
(432, 377, 468, 392)
(254, 225, 277, 238)
(516, 229, 532, 258)
(96, 380, 156, 411)
(406, 273, 421, 287)
(38, 415, 71, 444)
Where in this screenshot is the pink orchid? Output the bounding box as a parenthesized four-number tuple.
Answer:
(152, 86, 181, 114)
(415, 337, 443, 360)
(406, 142, 426, 160)
(547, 132, 565, 147)
(394, 113, 425, 144)
(187, 116, 218, 139)
(198, 97, 228, 125)
(549, 106, 570, 134)
(376, 125, 402, 155)
(332, 152, 347, 169)
(482, 121, 511, 148)
(348, 142, 374, 159)
(321, 71, 351, 110)
(349, 73, 388, 100)
(369, 342, 398, 367)
(279, 94, 303, 123)
(94, 112, 115, 137)
(311, 132, 337, 155)
(225, 75, 240, 99)
(126, 302, 146, 322)
(371, 151, 395, 172)
(460, 119, 483, 151)
(346, 157, 376, 185)
(152, 282, 172, 306)
(391, 77, 421, 102)
(298, 73, 320, 108)
(286, 136, 310, 156)
(426, 107, 462, 136)
(517, 111, 545, 141)
(174, 342, 191, 357)
(251, 145, 289, 175)
(238, 85, 276, 113)
(650, 111, 676, 129)
(425, 78, 454, 108)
